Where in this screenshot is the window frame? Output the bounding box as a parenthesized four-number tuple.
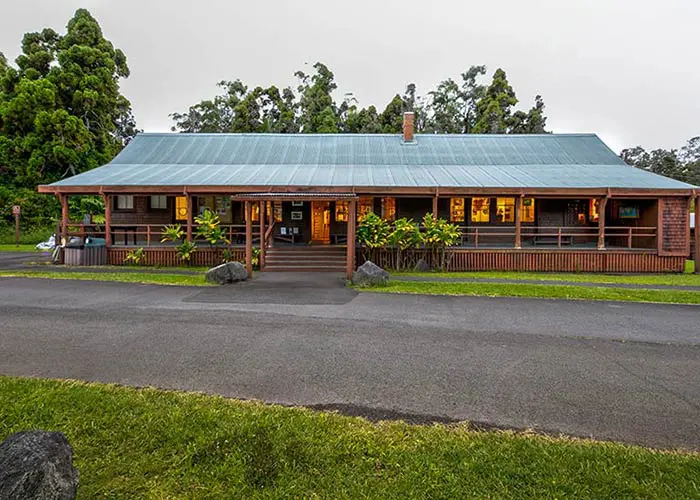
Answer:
(471, 197, 490, 223)
(149, 195, 168, 211)
(115, 195, 134, 211)
(496, 197, 515, 224)
(335, 201, 349, 222)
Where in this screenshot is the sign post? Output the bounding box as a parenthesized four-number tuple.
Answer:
(12, 205, 21, 246)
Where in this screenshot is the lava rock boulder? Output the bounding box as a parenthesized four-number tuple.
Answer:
(351, 261, 390, 286)
(205, 261, 249, 284)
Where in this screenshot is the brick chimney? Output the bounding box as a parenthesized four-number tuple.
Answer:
(403, 111, 415, 142)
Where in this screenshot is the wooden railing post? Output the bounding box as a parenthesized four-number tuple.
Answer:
(557, 227, 562, 248)
(60, 194, 69, 244)
(147, 225, 152, 247)
(627, 227, 633, 249)
(347, 199, 357, 279)
(598, 196, 607, 250)
(103, 194, 112, 247)
(245, 201, 253, 276)
(259, 200, 265, 269)
(514, 196, 522, 249)
(475, 228, 479, 249)
(186, 194, 193, 242)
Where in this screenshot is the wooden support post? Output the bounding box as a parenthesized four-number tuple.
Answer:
(347, 199, 357, 280)
(514, 196, 522, 249)
(432, 195, 439, 218)
(60, 194, 69, 243)
(259, 200, 265, 270)
(186, 194, 194, 242)
(695, 195, 699, 274)
(245, 201, 253, 276)
(103, 194, 112, 247)
(147, 225, 152, 247)
(597, 196, 607, 250)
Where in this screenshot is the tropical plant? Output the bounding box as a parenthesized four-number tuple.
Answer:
(194, 209, 229, 246)
(176, 240, 197, 264)
(356, 212, 391, 261)
(124, 247, 145, 266)
(421, 213, 461, 271)
(387, 217, 423, 269)
(160, 224, 184, 244)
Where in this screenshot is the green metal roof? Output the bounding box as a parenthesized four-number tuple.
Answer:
(48, 133, 696, 190)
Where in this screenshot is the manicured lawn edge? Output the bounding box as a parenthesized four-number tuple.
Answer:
(0, 244, 44, 252)
(0, 270, 212, 287)
(1, 376, 697, 498)
(357, 281, 700, 305)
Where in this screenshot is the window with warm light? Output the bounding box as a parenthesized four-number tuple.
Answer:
(471, 198, 490, 223)
(520, 198, 535, 223)
(358, 197, 373, 220)
(382, 198, 396, 221)
(589, 198, 600, 222)
(335, 201, 349, 222)
(251, 203, 260, 222)
(273, 202, 282, 222)
(450, 198, 465, 223)
(175, 196, 188, 220)
(496, 198, 515, 223)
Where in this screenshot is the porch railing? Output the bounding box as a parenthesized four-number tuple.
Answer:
(65, 223, 253, 246)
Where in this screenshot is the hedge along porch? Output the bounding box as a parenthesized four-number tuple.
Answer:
(39, 113, 700, 276)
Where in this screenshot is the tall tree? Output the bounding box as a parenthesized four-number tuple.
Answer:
(295, 62, 338, 133)
(510, 95, 548, 134)
(0, 9, 134, 186)
(473, 68, 518, 134)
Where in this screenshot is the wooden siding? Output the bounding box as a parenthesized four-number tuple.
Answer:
(363, 249, 686, 273)
(108, 247, 245, 267)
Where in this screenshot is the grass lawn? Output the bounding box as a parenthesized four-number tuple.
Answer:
(0, 244, 44, 252)
(1, 377, 697, 498)
(0, 270, 211, 287)
(360, 281, 700, 305)
(397, 260, 700, 287)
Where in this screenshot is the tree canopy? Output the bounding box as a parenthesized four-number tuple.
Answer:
(621, 137, 700, 185)
(0, 9, 134, 229)
(170, 63, 550, 137)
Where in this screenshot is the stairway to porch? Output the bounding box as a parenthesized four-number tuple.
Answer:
(264, 246, 347, 272)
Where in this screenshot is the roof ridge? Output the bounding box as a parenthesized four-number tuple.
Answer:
(136, 132, 600, 138)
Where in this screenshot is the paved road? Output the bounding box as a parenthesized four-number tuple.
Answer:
(1, 274, 698, 450)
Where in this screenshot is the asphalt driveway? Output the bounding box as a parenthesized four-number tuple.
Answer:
(0, 274, 698, 450)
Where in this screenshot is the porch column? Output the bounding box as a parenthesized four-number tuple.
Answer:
(346, 199, 357, 280)
(259, 200, 265, 270)
(186, 194, 193, 242)
(432, 195, 439, 218)
(245, 201, 253, 276)
(103, 194, 112, 247)
(597, 196, 607, 250)
(695, 194, 699, 274)
(60, 194, 69, 243)
(514, 196, 522, 249)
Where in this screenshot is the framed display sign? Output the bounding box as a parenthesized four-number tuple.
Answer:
(619, 206, 639, 219)
(292, 201, 304, 207)
(291, 211, 303, 220)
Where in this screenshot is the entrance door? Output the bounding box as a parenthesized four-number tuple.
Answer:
(311, 201, 331, 243)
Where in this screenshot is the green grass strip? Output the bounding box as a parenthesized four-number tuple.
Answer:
(0, 376, 697, 498)
(397, 265, 700, 287)
(0, 270, 211, 287)
(362, 281, 700, 304)
(0, 244, 44, 252)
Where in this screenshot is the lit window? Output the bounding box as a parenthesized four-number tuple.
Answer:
(450, 198, 465, 223)
(251, 203, 260, 222)
(116, 195, 134, 210)
(520, 198, 535, 223)
(150, 195, 167, 210)
(358, 197, 373, 221)
(175, 196, 188, 220)
(496, 198, 515, 223)
(273, 202, 282, 222)
(382, 198, 396, 221)
(335, 201, 349, 222)
(471, 198, 490, 223)
(589, 199, 600, 222)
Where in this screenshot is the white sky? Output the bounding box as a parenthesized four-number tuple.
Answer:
(2, 0, 699, 153)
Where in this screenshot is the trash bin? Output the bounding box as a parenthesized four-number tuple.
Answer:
(63, 237, 107, 266)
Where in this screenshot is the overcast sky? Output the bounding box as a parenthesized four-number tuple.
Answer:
(2, 0, 699, 152)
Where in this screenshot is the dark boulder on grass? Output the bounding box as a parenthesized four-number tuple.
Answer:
(0, 430, 79, 500)
(352, 261, 389, 286)
(205, 262, 248, 284)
